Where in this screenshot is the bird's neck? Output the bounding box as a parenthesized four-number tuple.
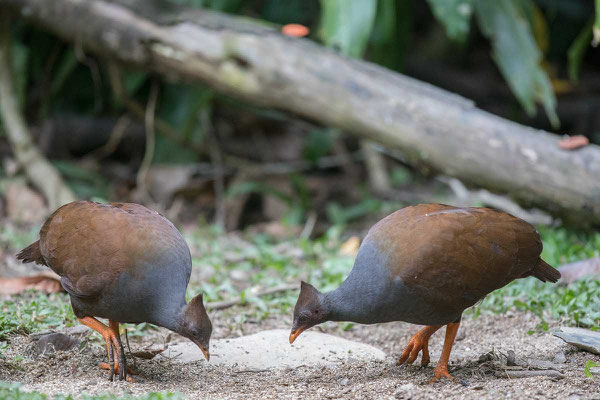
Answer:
(324, 285, 365, 323)
(151, 302, 187, 334)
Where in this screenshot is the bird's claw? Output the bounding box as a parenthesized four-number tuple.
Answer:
(397, 336, 430, 367)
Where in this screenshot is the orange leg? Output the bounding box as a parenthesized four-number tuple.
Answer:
(98, 321, 136, 381)
(78, 317, 131, 382)
(430, 321, 460, 383)
(397, 325, 442, 366)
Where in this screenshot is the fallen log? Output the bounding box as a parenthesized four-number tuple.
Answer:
(3, 0, 600, 225)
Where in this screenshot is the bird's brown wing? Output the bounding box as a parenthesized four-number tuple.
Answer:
(39, 201, 191, 298)
(369, 204, 542, 311)
(39, 201, 135, 298)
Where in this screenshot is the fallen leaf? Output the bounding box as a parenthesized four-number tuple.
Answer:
(339, 236, 360, 257)
(558, 135, 589, 150)
(131, 347, 166, 359)
(0, 275, 64, 295)
(282, 24, 310, 38)
(558, 257, 600, 285)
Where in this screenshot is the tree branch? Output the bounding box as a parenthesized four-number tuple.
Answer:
(0, 14, 75, 209)
(3, 0, 600, 224)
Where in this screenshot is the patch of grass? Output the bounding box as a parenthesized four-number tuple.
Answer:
(0, 225, 39, 252)
(0, 382, 183, 399)
(469, 227, 600, 330)
(0, 293, 76, 340)
(185, 226, 355, 317)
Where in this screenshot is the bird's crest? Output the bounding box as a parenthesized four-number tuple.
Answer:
(295, 281, 322, 310)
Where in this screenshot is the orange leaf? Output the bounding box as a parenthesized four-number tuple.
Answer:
(0, 275, 64, 295)
(282, 24, 310, 38)
(558, 135, 589, 150)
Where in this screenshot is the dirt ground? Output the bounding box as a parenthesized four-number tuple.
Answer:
(1, 309, 599, 399)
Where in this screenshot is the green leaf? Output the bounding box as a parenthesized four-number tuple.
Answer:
(319, 0, 378, 58)
(474, 0, 559, 128)
(568, 19, 593, 82)
(594, 0, 600, 46)
(367, 0, 412, 71)
(584, 360, 600, 378)
(10, 39, 29, 110)
(426, 0, 474, 42)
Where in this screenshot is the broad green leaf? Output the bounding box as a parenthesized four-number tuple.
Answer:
(475, 0, 559, 128)
(426, 0, 474, 42)
(319, 0, 377, 58)
(367, 0, 412, 71)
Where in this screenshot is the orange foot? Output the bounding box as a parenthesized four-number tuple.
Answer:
(426, 322, 462, 385)
(397, 325, 442, 367)
(99, 362, 137, 382)
(78, 317, 131, 382)
(428, 362, 456, 383)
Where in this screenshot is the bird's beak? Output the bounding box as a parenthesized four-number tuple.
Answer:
(289, 326, 305, 344)
(194, 341, 210, 361)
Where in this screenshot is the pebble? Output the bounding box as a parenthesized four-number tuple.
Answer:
(552, 351, 567, 364)
(35, 333, 80, 357)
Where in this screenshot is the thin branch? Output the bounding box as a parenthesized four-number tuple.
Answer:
(83, 114, 131, 161)
(499, 369, 564, 379)
(0, 15, 75, 209)
(74, 41, 103, 112)
(206, 283, 298, 311)
(202, 108, 226, 229)
(300, 211, 317, 239)
(136, 80, 158, 193)
(442, 177, 553, 226)
(361, 140, 390, 193)
(107, 63, 207, 155)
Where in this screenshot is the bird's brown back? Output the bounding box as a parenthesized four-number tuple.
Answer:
(366, 204, 543, 311)
(38, 201, 190, 297)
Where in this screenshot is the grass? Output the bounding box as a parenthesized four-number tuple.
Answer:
(0, 382, 182, 400)
(469, 227, 600, 330)
(0, 223, 598, 348)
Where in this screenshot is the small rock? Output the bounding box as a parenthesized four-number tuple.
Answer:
(455, 326, 466, 341)
(35, 333, 80, 357)
(552, 351, 567, 364)
(553, 327, 600, 355)
(395, 383, 415, 399)
(478, 351, 497, 363)
(506, 350, 517, 366)
(230, 269, 249, 281)
(339, 377, 349, 386)
(159, 329, 385, 369)
(527, 359, 561, 370)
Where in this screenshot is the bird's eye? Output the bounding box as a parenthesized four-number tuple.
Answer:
(299, 314, 309, 323)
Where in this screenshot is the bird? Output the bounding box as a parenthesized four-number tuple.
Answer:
(17, 201, 212, 381)
(289, 204, 560, 382)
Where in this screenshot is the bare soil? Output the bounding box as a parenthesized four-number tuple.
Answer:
(1, 309, 599, 399)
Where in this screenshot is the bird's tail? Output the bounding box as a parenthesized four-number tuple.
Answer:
(16, 241, 46, 266)
(530, 259, 561, 283)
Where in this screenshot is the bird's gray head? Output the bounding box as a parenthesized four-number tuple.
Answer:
(289, 281, 328, 344)
(181, 293, 212, 361)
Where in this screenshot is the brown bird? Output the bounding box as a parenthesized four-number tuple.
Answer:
(17, 201, 211, 381)
(289, 204, 560, 382)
